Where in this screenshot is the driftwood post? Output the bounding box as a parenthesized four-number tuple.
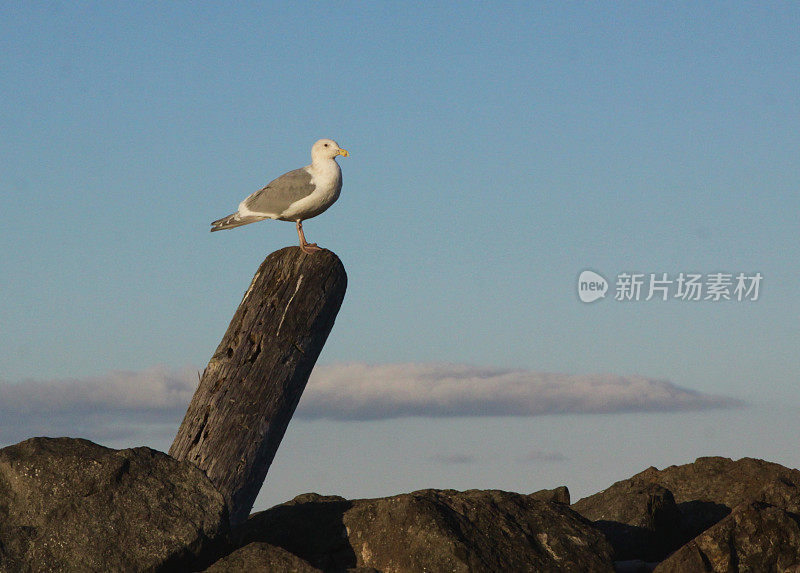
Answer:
(169, 247, 347, 525)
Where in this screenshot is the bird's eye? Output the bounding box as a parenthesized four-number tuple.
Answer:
(324, 143, 329, 147)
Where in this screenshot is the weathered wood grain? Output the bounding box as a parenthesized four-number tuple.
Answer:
(169, 247, 347, 525)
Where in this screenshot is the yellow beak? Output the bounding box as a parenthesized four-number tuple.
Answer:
(338, 148, 349, 157)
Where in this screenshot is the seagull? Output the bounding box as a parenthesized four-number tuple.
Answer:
(211, 139, 348, 253)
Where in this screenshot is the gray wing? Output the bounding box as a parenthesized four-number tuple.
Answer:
(242, 168, 315, 215)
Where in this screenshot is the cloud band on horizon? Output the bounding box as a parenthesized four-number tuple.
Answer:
(0, 363, 742, 423)
(298, 363, 742, 420)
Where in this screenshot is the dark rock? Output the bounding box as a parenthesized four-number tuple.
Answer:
(672, 500, 731, 542)
(222, 488, 614, 572)
(574, 482, 677, 530)
(530, 485, 571, 504)
(613, 559, 658, 573)
(203, 541, 381, 573)
(230, 493, 355, 571)
(646, 457, 800, 542)
(758, 476, 800, 513)
(204, 542, 321, 572)
(6, 439, 798, 571)
(653, 501, 800, 572)
(573, 482, 682, 561)
(0, 437, 227, 572)
(636, 456, 800, 513)
(574, 456, 800, 562)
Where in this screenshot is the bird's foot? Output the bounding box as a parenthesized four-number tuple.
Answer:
(300, 242, 322, 254)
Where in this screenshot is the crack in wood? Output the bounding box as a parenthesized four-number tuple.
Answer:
(276, 275, 304, 337)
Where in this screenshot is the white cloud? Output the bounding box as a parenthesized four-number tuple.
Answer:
(0, 365, 195, 446)
(0, 362, 741, 442)
(0, 365, 196, 414)
(299, 363, 742, 420)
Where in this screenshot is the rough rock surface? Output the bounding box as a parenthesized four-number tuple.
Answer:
(573, 456, 800, 566)
(530, 485, 571, 504)
(204, 542, 322, 572)
(0, 437, 227, 572)
(203, 542, 383, 573)
(4, 439, 800, 572)
(635, 456, 800, 513)
(654, 501, 800, 572)
(572, 482, 682, 562)
(217, 488, 614, 572)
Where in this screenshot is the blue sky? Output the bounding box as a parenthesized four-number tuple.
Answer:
(1, 3, 798, 509)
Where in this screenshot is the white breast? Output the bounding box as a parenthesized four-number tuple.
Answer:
(279, 161, 342, 221)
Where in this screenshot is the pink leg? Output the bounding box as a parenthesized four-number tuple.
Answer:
(296, 220, 322, 254)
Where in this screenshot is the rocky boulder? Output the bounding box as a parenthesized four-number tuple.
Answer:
(529, 485, 571, 504)
(4, 439, 800, 572)
(572, 482, 682, 562)
(573, 456, 800, 566)
(211, 488, 614, 572)
(204, 542, 322, 572)
(635, 456, 800, 514)
(654, 501, 800, 572)
(0, 437, 227, 572)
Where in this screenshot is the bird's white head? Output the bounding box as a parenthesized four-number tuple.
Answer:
(311, 139, 349, 162)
